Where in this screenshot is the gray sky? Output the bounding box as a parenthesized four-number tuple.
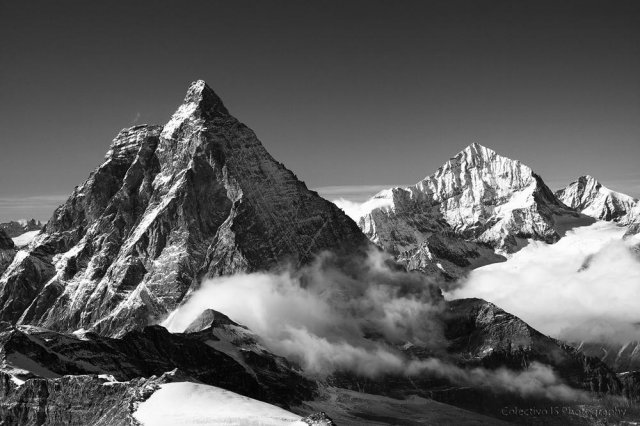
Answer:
(1, 0, 639, 221)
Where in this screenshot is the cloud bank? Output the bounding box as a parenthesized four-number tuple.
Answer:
(165, 250, 445, 377)
(164, 250, 590, 401)
(448, 222, 640, 345)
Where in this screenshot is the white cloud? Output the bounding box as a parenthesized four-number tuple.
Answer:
(331, 196, 394, 222)
(163, 250, 591, 401)
(447, 221, 640, 345)
(164, 250, 445, 377)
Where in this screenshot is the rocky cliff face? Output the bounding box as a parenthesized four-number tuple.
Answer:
(0, 80, 369, 337)
(329, 297, 637, 425)
(0, 369, 326, 426)
(0, 318, 315, 407)
(443, 299, 623, 395)
(556, 175, 638, 222)
(577, 340, 640, 373)
(623, 204, 640, 237)
(0, 370, 164, 425)
(0, 230, 16, 276)
(355, 143, 585, 278)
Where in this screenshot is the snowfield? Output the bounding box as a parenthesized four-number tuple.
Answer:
(11, 230, 39, 248)
(133, 382, 307, 426)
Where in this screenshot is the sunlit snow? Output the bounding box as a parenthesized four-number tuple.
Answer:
(133, 382, 306, 426)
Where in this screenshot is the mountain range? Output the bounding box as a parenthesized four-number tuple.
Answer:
(1, 80, 639, 425)
(347, 144, 639, 280)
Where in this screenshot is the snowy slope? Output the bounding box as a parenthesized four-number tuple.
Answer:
(12, 230, 40, 248)
(340, 143, 585, 279)
(358, 143, 581, 252)
(134, 382, 306, 426)
(556, 175, 638, 222)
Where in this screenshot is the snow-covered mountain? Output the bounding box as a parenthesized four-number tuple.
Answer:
(556, 175, 638, 222)
(0, 80, 369, 337)
(1, 83, 639, 425)
(353, 143, 587, 278)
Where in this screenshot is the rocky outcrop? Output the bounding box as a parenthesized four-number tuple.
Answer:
(183, 309, 316, 406)
(623, 204, 640, 237)
(0, 80, 369, 337)
(0, 229, 16, 276)
(0, 371, 167, 425)
(556, 175, 638, 222)
(327, 297, 634, 425)
(353, 143, 586, 278)
(576, 341, 640, 373)
(0, 219, 43, 239)
(403, 232, 505, 281)
(0, 320, 315, 407)
(620, 371, 640, 402)
(443, 298, 623, 396)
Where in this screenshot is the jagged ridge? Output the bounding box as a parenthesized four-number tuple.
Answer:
(556, 175, 638, 222)
(353, 143, 586, 278)
(0, 80, 369, 337)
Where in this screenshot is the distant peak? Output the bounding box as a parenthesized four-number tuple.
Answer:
(459, 142, 497, 160)
(182, 79, 229, 117)
(573, 175, 602, 191)
(577, 175, 598, 184)
(431, 142, 532, 180)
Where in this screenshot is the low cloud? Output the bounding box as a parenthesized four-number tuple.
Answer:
(165, 250, 445, 377)
(407, 358, 590, 402)
(164, 250, 589, 401)
(448, 222, 640, 345)
(314, 184, 396, 199)
(331, 197, 393, 222)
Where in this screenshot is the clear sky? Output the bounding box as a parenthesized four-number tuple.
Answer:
(1, 0, 639, 221)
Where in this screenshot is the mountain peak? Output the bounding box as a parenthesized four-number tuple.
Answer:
(576, 175, 599, 186)
(162, 80, 229, 138)
(182, 79, 229, 117)
(556, 175, 638, 221)
(458, 143, 497, 162)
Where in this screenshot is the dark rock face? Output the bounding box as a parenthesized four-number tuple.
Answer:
(0, 219, 43, 239)
(183, 309, 315, 406)
(0, 371, 166, 426)
(327, 298, 637, 425)
(0, 80, 369, 337)
(183, 308, 238, 333)
(0, 321, 315, 407)
(443, 299, 623, 396)
(403, 232, 506, 281)
(0, 230, 15, 251)
(577, 341, 640, 373)
(620, 372, 640, 402)
(0, 229, 16, 276)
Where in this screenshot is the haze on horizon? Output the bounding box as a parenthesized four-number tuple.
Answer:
(1, 0, 639, 222)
